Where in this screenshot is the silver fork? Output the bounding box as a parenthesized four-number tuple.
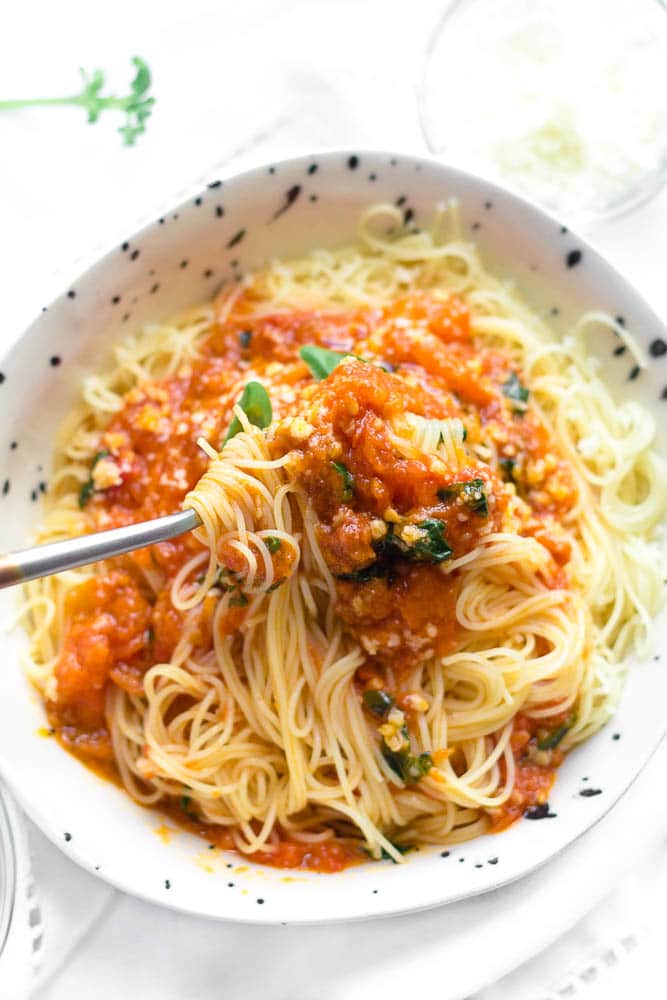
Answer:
(0, 509, 200, 589)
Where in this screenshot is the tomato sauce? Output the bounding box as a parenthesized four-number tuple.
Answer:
(48, 290, 580, 867)
(489, 711, 570, 832)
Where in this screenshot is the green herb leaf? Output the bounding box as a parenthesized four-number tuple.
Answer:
(180, 793, 197, 818)
(223, 381, 272, 445)
(337, 562, 387, 584)
(266, 578, 286, 593)
(362, 690, 395, 717)
(78, 449, 110, 508)
(229, 591, 249, 608)
(379, 841, 413, 862)
(0, 57, 155, 147)
(537, 713, 576, 751)
(502, 371, 529, 409)
(337, 519, 452, 583)
(438, 478, 488, 516)
(238, 329, 252, 349)
(266, 536, 281, 554)
(402, 520, 453, 562)
(299, 345, 350, 380)
(332, 461, 355, 501)
(382, 743, 433, 785)
(499, 457, 516, 482)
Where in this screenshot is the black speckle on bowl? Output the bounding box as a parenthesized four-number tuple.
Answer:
(130, 249, 140, 261)
(67, 290, 76, 299)
(369, 173, 377, 182)
(194, 196, 203, 206)
(524, 802, 557, 820)
(50, 356, 61, 367)
(307, 163, 318, 175)
(179, 260, 189, 269)
(627, 364, 640, 381)
(566, 249, 582, 268)
(121, 241, 129, 252)
(487, 857, 499, 865)
(216, 205, 224, 218)
(347, 155, 359, 170)
(2, 480, 9, 496)
(227, 229, 246, 249)
(613, 345, 627, 356)
(309, 194, 318, 203)
(164, 879, 171, 889)
(10, 441, 17, 450)
(579, 787, 602, 798)
(64, 832, 72, 842)
(111, 295, 121, 305)
(650, 338, 667, 357)
(150, 283, 160, 294)
(203, 269, 214, 279)
(273, 185, 302, 221)
(395, 195, 406, 207)
(440, 851, 450, 858)
(207, 180, 222, 189)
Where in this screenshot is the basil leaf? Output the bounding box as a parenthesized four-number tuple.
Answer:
(537, 713, 576, 751)
(229, 591, 249, 608)
(78, 449, 110, 508)
(438, 478, 488, 516)
(337, 562, 386, 583)
(363, 690, 395, 717)
(502, 371, 529, 408)
(332, 461, 354, 500)
(380, 841, 413, 862)
(382, 743, 433, 785)
(223, 381, 272, 445)
(499, 457, 516, 482)
(337, 520, 452, 583)
(405, 520, 453, 562)
(299, 345, 350, 380)
(266, 536, 281, 553)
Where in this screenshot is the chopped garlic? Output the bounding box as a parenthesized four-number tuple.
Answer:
(401, 524, 427, 545)
(402, 693, 430, 713)
(92, 458, 122, 490)
(287, 417, 314, 442)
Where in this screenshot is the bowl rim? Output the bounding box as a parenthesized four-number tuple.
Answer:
(1, 147, 666, 924)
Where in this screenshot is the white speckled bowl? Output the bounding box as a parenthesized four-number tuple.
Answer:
(0, 151, 666, 923)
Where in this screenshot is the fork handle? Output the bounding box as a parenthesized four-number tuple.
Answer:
(0, 509, 200, 589)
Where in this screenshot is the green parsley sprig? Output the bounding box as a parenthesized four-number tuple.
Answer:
(0, 57, 155, 146)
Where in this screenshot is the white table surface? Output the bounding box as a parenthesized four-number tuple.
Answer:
(2, 2, 667, 997)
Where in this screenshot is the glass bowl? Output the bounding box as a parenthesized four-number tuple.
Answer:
(419, 0, 667, 227)
(0, 789, 17, 966)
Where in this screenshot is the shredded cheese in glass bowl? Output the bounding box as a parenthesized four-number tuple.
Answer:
(419, 0, 667, 225)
